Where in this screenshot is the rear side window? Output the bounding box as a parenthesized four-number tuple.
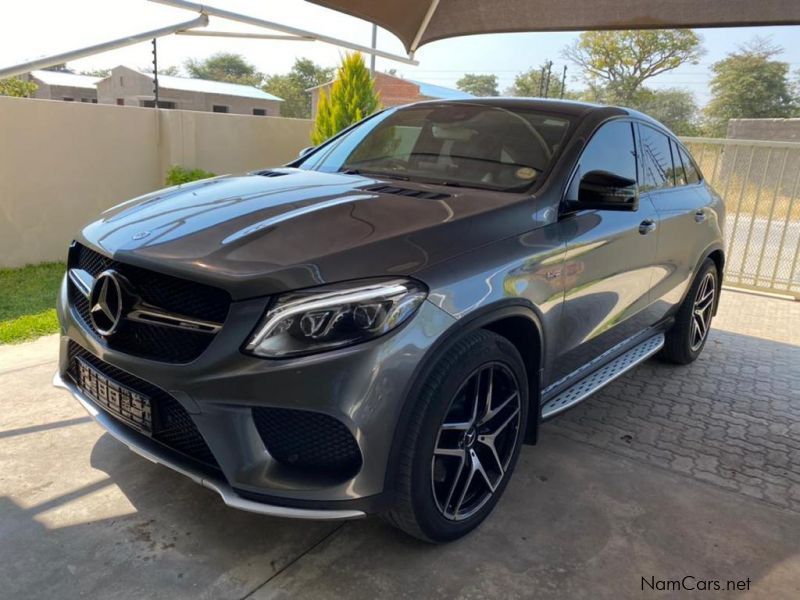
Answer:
(670, 140, 687, 186)
(639, 125, 676, 192)
(678, 145, 701, 184)
(579, 121, 637, 182)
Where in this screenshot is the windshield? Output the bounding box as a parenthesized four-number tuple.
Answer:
(296, 104, 573, 192)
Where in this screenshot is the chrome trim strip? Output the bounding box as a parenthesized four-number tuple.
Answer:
(541, 333, 665, 420)
(68, 268, 94, 298)
(127, 306, 222, 334)
(53, 372, 366, 521)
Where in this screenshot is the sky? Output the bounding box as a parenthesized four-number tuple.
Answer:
(3, 0, 800, 106)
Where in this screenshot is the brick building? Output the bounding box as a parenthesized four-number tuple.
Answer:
(308, 72, 471, 119)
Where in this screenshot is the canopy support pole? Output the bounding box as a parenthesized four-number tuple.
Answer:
(177, 30, 313, 41)
(148, 0, 419, 65)
(0, 15, 208, 80)
(409, 0, 440, 57)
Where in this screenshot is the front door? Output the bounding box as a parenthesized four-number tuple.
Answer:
(549, 120, 659, 386)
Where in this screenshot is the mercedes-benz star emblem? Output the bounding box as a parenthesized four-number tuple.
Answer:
(89, 270, 125, 336)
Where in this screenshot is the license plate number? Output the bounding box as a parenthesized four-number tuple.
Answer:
(76, 358, 153, 434)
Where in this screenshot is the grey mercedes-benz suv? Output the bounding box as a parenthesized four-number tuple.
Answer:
(55, 99, 724, 542)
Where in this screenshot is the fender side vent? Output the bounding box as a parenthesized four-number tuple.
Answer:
(365, 184, 450, 201)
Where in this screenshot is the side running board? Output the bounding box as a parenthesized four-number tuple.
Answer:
(541, 333, 665, 419)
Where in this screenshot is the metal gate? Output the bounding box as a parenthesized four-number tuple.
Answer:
(681, 137, 800, 299)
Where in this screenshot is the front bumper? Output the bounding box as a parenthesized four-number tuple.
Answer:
(54, 371, 366, 520)
(55, 274, 456, 514)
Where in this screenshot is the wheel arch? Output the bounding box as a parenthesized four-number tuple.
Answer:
(384, 300, 545, 496)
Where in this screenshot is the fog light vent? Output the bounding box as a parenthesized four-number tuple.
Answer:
(252, 407, 362, 477)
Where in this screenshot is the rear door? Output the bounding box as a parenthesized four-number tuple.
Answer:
(550, 120, 659, 386)
(638, 124, 710, 319)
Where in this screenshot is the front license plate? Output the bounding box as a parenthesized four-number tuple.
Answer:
(76, 358, 153, 435)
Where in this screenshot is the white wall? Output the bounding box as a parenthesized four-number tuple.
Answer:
(0, 96, 312, 267)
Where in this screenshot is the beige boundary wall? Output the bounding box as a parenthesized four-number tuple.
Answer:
(0, 96, 312, 268)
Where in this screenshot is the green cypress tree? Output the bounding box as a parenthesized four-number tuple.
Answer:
(311, 53, 380, 145)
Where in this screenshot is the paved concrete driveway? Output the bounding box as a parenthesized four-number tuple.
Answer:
(1, 290, 798, 599)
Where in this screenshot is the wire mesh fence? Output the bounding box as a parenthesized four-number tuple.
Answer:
(681, 137, 800, 299)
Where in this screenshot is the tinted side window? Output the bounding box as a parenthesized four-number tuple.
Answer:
(678, 145, 701, 184)
(640, 125, 675, 192)
(580, 121, 637, 182)
(670, 140, 687, 186)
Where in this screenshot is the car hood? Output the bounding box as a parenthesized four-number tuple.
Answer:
(80, 168, 530, 299)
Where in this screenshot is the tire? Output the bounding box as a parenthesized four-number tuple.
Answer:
(660, 258, 719, 365)
(382, 329, 529, 543)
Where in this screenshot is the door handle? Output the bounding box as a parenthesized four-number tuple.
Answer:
(638, 219, 657, 235)
(695, 209, 707, 223)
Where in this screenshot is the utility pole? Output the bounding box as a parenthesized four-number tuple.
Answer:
(538, 65, 546, 97)
(370, 24, 377, 74)
(543, 61, 553, 98)
(560, 65, 567, 99)
(152, 38, 159, 108)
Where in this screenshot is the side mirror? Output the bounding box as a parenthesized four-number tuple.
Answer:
(297, 146, 315, 159)
(567, 170, 638, 212)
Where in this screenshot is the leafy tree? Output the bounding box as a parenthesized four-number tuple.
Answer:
(704, 38, 797, 136)
(185, 52, 262, 86)
(0, 77, 38, 98)
(44, 63, 73, 72)
(80, 68, 111, 78)
(158, 66, 181, 76)
(263, 58, 334, 118)
(630, 88, 700, 136)
(456, 73, 499, 97)
(563, 30, 703, 105)
(508, 64, 568, 98)
(311, 53, 380, 145)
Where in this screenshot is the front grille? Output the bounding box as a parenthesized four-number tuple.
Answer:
(67, 341, 220, 471)
(252, 407, 362, 477)
(68, 243, 231, 363)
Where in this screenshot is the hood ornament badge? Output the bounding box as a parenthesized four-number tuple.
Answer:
(132, 231, 151, 240)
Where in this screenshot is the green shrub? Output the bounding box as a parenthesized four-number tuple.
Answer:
(165, 165, 216, 186)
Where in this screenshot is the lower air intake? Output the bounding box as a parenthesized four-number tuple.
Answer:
(252, 407, 362, 477)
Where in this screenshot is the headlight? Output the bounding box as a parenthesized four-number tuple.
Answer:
(244, 278, 428, 358)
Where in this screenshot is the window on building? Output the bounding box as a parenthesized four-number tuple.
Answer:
(140, 100, 176, 109)
(253, 108, 267, 116)
(213, 105, 229, 113)
(63, 97, 74, 102)
(91, 99, 98, 104)
(80, 98, 89, 103)
(116, 98, 124, 106)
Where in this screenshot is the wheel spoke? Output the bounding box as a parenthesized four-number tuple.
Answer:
(442, 453, 466, 514)
(434, 447, 464, 457)
(471, 450, 497, 493)
(441, 421, 471, 431)
(453, 459, 477, 517)
(479, 391, 519, 426)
